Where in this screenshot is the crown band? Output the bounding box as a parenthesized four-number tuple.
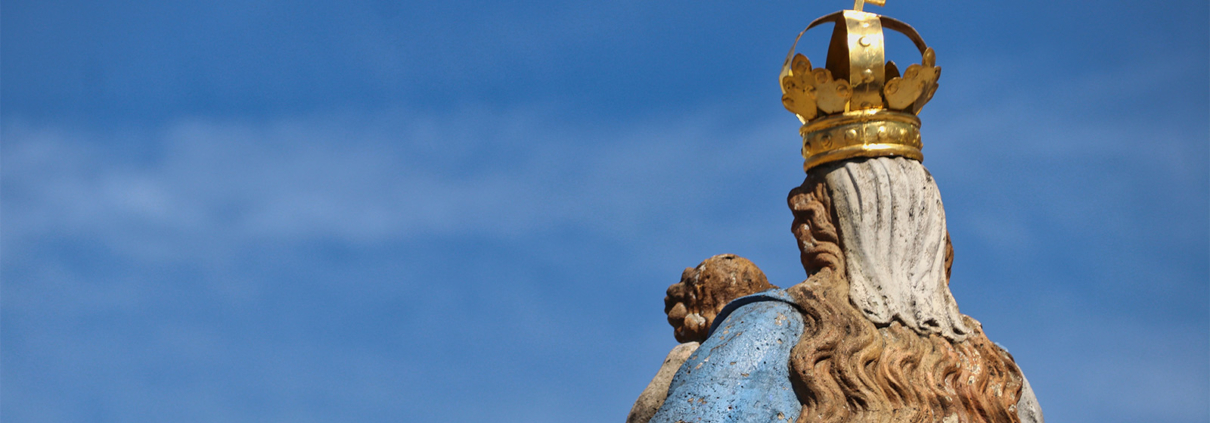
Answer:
(800, 110, 922, 171)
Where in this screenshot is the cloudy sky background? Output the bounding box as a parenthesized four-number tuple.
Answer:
(3, 0, 1207, 422)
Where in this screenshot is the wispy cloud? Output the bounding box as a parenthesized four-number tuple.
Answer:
(2, 107, 797, 258)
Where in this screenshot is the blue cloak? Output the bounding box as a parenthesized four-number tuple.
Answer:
(650, 289, 804, 423)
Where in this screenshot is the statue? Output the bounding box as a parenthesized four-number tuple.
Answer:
(627, 2, 1044, 422)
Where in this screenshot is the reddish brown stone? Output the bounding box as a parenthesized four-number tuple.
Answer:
(663, 254, 776, 343)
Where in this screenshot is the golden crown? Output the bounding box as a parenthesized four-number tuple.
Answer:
(780, 0, 940, 171)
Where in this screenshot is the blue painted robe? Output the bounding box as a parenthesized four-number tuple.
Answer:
(650, 289, 804, 423)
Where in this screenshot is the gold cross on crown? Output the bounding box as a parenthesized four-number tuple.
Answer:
(852, 0, 886, 11)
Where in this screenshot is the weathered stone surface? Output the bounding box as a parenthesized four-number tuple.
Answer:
(632, 158, 1044, 423)
(787, 173, 1034, 423)
(822, 156, 970, 341)
(626, 342, 699, 423)
(1016, 370, 1045, 423)
(664, 254, 776, 343)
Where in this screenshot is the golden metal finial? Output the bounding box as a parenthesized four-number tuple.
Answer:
(779, 5, 939, 171)
(852, 0, 886, 12)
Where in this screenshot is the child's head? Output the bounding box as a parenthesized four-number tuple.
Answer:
(663, 254, 775, 343)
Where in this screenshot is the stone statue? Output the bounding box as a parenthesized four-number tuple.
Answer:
(626, 3, 1043, 422)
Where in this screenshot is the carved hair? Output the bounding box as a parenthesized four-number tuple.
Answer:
(664, 254, 776, 343)
(785, 167, 1024, 423)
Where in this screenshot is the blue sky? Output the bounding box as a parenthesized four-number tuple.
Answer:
(2, 0, 1207, 422)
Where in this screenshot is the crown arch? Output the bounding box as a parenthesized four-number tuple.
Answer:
(780, 11, 931, 95)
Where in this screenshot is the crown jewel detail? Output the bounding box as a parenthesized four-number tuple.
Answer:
(780, 5, 940, 171)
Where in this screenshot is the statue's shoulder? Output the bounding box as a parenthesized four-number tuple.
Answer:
(708, 289, 799, 336)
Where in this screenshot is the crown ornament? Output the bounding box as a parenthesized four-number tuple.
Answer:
(780, 0, 940, 171)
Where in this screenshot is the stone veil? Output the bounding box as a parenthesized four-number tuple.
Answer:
(823, 156, 969, 341)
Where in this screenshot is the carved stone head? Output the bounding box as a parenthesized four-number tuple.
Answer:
(663, 254, 775, 343)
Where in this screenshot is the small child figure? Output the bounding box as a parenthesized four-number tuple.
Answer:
(627, 254, 779, 423)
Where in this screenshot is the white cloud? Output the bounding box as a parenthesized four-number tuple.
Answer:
(1, 107, 797, 266)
